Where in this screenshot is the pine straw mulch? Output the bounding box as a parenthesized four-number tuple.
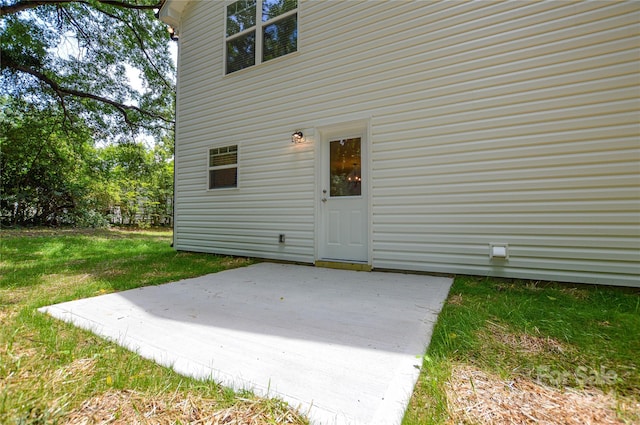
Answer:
(445, 364, 639, 425)
(62, 390, 308, 425)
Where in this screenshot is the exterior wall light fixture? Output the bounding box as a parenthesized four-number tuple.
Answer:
(168, 26, 179, 41)
(291, 131, 305, 144)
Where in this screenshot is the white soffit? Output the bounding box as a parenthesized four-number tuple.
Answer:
(159, 0, 190, 30)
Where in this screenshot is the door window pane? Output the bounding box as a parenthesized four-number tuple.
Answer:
(330, 138, 361, 197)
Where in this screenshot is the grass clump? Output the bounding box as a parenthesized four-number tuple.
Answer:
(0, 228, 307, 425)
(403, 276, 640, 424)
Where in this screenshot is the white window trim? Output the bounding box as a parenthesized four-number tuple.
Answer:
(224, 0, 298, 75)
(207, 144, 239, 191)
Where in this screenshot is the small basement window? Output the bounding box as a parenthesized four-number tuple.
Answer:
(208, 145, 238, 189)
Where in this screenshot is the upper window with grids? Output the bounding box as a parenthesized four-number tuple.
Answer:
(225, 0, 298, 74)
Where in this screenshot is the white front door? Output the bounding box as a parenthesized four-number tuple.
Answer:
(318, 133, 368, 263)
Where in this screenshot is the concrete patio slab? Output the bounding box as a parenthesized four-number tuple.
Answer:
(39, 263, 453, 425)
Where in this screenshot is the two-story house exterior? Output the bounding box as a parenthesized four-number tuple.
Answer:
(160, 0, 640, 287)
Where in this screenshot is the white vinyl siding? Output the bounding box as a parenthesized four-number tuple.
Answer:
(172, 0, 639, 286)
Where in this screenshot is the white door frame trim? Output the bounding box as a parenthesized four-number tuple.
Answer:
(314, 118, 372, 265)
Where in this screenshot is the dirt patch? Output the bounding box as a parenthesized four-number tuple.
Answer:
(0, 307, 12, 323)
(52, 358, 98, 386)
(219, 257, 253, 268)
(446, 364, 628, 425)
(559, 286, 590, 300)
(0, 300, 20, 323)
(43, 273, 93, 285)
(98, 268, 127, 278)
(447, 293, 464, 306)
(0, 286, 32, 306)
(63, 390, 307, 425)
(482, 320, 567, 355)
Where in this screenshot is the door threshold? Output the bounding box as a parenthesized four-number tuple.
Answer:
(315, 260, 372, 272)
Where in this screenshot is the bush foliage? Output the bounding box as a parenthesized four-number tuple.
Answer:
(0, 97, 173, 228)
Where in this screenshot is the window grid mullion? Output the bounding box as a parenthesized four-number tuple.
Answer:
(262, 8, 297, 27)
(255, 0, 263, 66)
(209, 164, 235, 169)
(226, 26, 256, 42)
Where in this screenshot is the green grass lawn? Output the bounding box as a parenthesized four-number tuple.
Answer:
(1, 228, 638, 424)
(403, 276, 640, 424)
(0, 228, 306, 425)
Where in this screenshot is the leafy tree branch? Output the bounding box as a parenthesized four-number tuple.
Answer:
(1, 0, 165, 17)
(1, 0, 176, 139)
(1, 50, 174, 128)
(92, 3, 174, 91)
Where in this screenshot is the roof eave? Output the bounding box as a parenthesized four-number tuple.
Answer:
(158, 0, 190, 31)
